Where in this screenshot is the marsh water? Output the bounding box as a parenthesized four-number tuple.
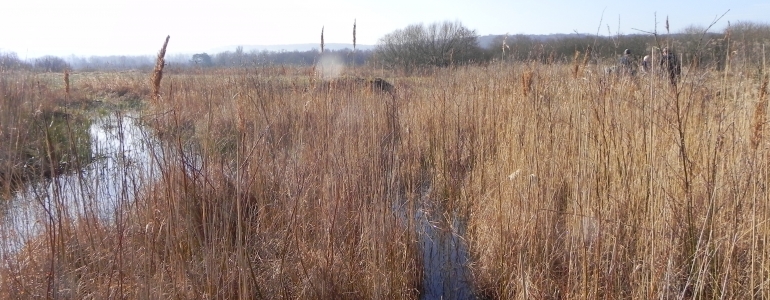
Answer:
(0, 112, 159, 252)
(416, 198, 474, 299)
(395, 181, 476, 299)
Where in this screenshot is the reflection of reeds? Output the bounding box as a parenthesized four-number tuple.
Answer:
(151, 35, 170, 103)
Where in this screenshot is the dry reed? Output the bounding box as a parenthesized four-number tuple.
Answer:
(64, 69, 70, 100)
(353, 19, 357, 52)
(151, 35, 170, 103)
(572, 50, 580, 78)
(521, 70, 533, 96)
(752, 75, 769, 150)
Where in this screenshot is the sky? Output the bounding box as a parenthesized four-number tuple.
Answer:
(1, 0, 768, 58)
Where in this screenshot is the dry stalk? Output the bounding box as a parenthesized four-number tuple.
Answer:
(353, 19, 357, 52)
(572, 50, 581, 78)
(582, 46, 592, 66)
(751, 75, 769, 150)
(522, 70, 533, 96)
(151, 35, 170, 103)
(64, 69, 70, 100)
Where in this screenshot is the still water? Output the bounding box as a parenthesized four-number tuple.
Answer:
(1, 112, 159, 253)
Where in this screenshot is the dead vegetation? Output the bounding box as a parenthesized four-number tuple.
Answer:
(1, 55, 769, 299)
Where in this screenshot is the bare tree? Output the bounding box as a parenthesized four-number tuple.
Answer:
(376, 20, 484, 71)
(0, 52, 32, 71)
(34, 56, 70, 72)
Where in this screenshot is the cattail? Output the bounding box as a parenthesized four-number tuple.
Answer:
(63, 69, 70, 100)
(321, 26, 325, 53)
(353, 19, 357, 52)
(151, 35, 170, 103)
(751, 75, 769, 150)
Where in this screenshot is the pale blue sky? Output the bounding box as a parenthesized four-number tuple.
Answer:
(1, 0, 767, 57)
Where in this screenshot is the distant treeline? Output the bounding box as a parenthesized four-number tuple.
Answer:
(189, 47, 373, 68)
(1, 53, 74, 72)
(2, 21, 768, 73)
(487, 21, 770, 70)
(1, 48, 373, 72)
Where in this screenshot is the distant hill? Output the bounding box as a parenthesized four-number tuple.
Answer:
(209, 43, 376, 53)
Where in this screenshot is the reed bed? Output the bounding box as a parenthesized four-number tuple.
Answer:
(1, 58, 768, 299)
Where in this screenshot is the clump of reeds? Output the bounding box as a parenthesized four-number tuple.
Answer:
(151, 35, 170, 103)
(751, 75, 769, 150)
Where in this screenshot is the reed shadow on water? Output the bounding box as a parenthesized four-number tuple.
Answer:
(1, 111, 160, 253)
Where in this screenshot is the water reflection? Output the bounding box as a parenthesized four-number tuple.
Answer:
(396, 181, 475, 299)
(418, 207, 474, 300)
(1, 112, 159, 253)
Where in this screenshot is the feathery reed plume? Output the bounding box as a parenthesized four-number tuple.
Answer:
(321, 26, 325, 53)
(751, 75, 769, 150)
(582, 45, 592, 66)
(152, 35, 170, 103)
(63, 69, 70, 100)
(353, 19, 357, 52)
(572, 50, 581, 78)
(522, 71, 533, 96)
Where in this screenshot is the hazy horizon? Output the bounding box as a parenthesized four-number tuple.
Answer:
(2, 0, 768, 58)
(3, 42, 379, 60)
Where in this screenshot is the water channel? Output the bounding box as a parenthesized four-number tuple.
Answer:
(0, 111, 159, 253)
